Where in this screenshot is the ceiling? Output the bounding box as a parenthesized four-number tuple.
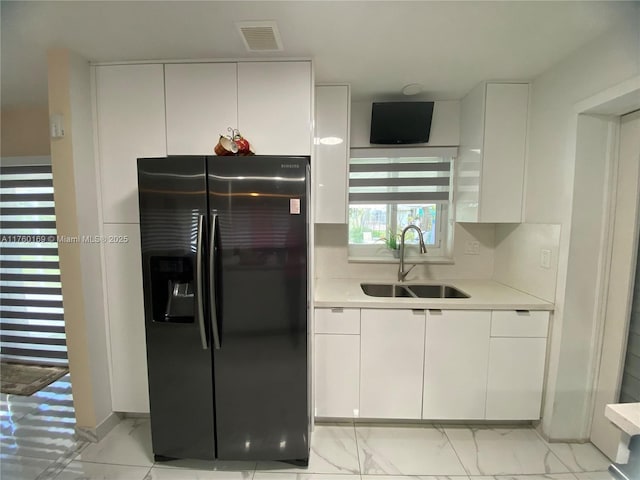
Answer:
(1, 1, 636, 108)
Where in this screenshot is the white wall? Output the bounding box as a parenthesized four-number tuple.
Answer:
(68, 52, 113, 428)
(493, 223, 561, 303)
(315, 223, 495, 281)
(351, 100, 460, 148)
(524, 10, 640, 441)
(48, 48, 115, 437)
(525, 14, 639, 224)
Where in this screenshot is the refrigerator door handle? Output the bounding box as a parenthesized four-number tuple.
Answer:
(209, 213, 222, 350)
(196, 214, 208, 350)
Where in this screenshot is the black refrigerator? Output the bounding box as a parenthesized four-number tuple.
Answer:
(137, 155, 310, 464)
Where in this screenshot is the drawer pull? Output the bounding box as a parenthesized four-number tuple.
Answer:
(412, 309, 425, 315)
(429, 309, 442, 315)
(331, 307, 344, 313)
(516, 310, 531, 315)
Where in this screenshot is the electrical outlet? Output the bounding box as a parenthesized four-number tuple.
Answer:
(540, 249, 551, 269)
(465, 241, 480, 255)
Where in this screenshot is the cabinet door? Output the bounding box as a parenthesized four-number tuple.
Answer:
(165, 63, 238, 155)
(360, 309, 425, 419)
(103, 223, 149, 412)
(314, 334, 360, 418)
(423, 310, 490, 419)
(486, 337, 546, 420)
(237, 62, 312, 155)
(314, 85, 350, 224)
(315, 307, 360, 334)
(480, 83, 529, 222)
(455, 82, 485, 223)
(95, 64, 166, 223)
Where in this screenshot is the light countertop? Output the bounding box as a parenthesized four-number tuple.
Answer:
(605, 403, 640, 437)
(315, 278, 554, 310)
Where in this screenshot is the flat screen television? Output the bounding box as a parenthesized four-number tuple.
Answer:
(370, 101, 434, 144)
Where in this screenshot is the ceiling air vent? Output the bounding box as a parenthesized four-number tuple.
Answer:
(236, 21, 283, 52)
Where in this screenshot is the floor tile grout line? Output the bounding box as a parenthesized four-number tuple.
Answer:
(143, 464, 154, 479)
(530, 429, 614, 474)
(550, 445, 578, 474)
(442, 422, 474, 477)
(61, 458, 155, 469)
(353, 419, 363, 475)
(523, 423, 576, 474)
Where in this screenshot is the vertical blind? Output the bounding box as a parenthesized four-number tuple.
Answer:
(0, 164, 67, 366)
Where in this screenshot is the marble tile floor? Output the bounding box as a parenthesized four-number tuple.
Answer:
(0, 377, 615, 480)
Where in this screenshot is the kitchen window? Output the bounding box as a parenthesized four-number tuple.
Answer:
(347, 147, 456, 261)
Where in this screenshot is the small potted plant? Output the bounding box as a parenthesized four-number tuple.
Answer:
(380, 231, 401, 258)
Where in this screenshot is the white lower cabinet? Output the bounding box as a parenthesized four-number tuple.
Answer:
(360, 309, 425, 419)
(312, 306, 550, 422)
(314, 334, 360, 418)
(103, 223, 149, 412)
(486, 338, 547, 420)
(486, 310, 549, 420)
(423, 310, 491, 419)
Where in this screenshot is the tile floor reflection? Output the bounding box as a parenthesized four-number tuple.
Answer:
(0, 376, 614, 479)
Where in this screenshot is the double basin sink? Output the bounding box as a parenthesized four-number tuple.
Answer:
(361, 283, 470, 299)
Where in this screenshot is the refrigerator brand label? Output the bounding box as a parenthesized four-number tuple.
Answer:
(290, 198, 301, 215)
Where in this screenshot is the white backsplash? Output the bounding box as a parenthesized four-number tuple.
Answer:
(314, 223, 496, 281)
(493, 223, 561, 302)
(315, 222, 561, 301)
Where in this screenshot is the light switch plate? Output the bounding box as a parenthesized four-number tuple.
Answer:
(465, 241, 480, 255)
(540, 249, 552, 269)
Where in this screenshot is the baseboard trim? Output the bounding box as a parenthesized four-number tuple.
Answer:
(75, 412, 121, 443)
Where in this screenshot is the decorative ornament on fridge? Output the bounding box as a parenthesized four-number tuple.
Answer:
(214, 128, 254, 156)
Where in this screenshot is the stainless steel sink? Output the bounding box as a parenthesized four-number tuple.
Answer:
(408, 284, 470, 298)
(360, 283, 415, 298)
(360, 283, 470, 299)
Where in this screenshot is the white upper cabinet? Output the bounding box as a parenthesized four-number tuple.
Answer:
(455, 82, 529, 223)
(314, 85, 350, 224)
(237, 62, 312, 156)
(95, 64, 167, 224)
(165, 63, 238, 155)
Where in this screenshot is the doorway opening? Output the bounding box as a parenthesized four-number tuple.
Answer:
(0, 159, 68, 383)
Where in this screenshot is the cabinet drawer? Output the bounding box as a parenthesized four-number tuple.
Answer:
(491, 310, 549, 337)
(315, 308, 360, 334)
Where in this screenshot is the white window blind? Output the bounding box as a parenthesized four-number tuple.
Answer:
(0, 164, 67, 366)
(349, 148, 454, 205)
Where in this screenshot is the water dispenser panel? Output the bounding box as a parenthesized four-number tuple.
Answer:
(150, 256, 195, 323)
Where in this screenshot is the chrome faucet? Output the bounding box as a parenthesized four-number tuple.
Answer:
(398, 225, 428, 282)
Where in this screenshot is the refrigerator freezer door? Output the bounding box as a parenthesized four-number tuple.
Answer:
(208, 156, 310, 462)
(138, 156, 216, 460)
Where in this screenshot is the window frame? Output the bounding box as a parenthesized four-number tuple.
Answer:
(347, 147, 457, 263)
